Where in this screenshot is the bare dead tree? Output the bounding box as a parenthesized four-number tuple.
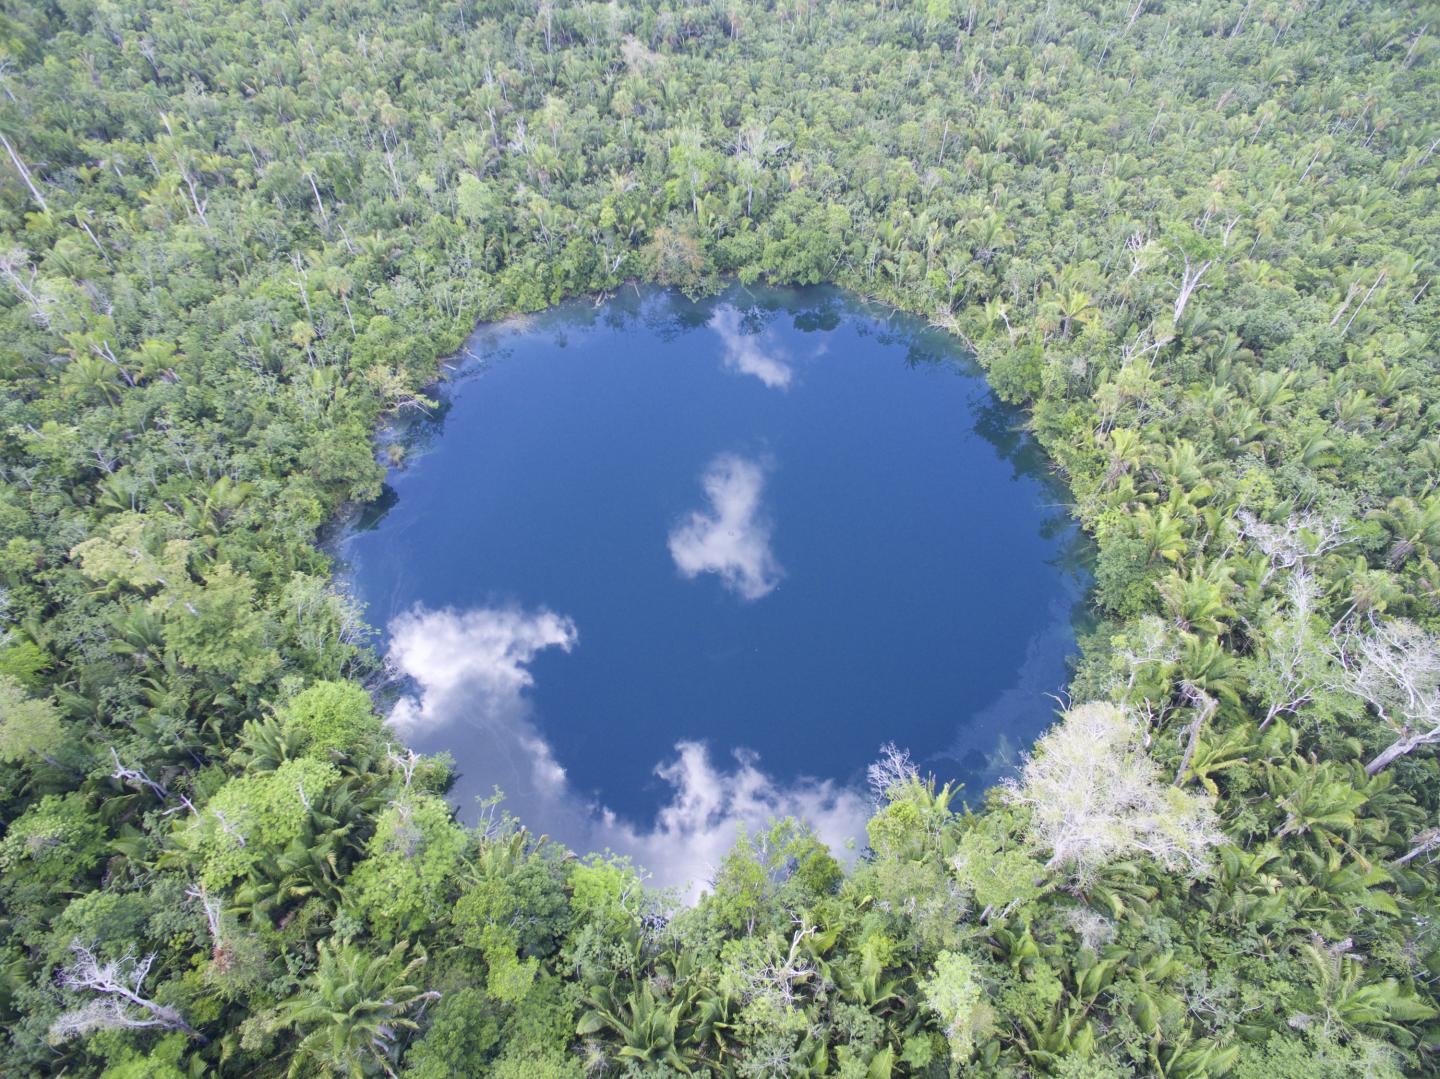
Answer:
(0, 130, 48, 211)
(745, 922, 819, 1007)
(1113, 615, 1181, 728)
(110, 747, 196, 816)
(184, 882, 237, 972)
(1174, 683, 1218, 787)
(157, 113, 212, 232)
(186, 882, 224, 949)
(1394, 828, 1440, 867)
(1172, 252, 1214, 325)
(0, 245, 49, 322)
(50, 942, 204, 1043)
(1003, 702, 1223, 886)
(867, 741, 918, 801)
(305, 170, 329, 225)
(1331, 279, 1365, 326)
(386, 743, 421, 788)
(1122, 0, 1146, 37)
(1333, 617, 1440, 775)
(1125, 229, 1152, 278)
(1237, 510, 1353, 587)
(1339, 269, 1387, 337)
(1252, 572, 1328, 730)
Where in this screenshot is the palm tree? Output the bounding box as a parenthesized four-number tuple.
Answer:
(1247, 369, 1296, 418)
(60, 353, 124, 404)
(1153, 439, 1218, 503)
(1045, 287, 1097, 340)
(1298, 432, 1341, 472)
(1178, 635, 1244, 710)
(1268, 760, 1377, 855)
(1134, 506, 1186, 565)
(278, 941, 437, 1077)
(1101, 427, 1144, 488)
(181, 475, 255, 544)
(1157, 564, 1235, 637)
(577, 980, 692, 1073)
(1372, 495, 1440, 568)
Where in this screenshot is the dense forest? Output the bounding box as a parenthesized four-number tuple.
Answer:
(0, 0, 1438, 1074)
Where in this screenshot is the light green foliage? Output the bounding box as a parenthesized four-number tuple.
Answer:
(866, 777, 955, 861)
(949, 816, 1046, 917)
(348, 795, 467, 940)
(485, 975, 581, 1079)
(0, 675, 63, 764)
(399, 988, 500, 1078)
(97, 1034, 189, 1079)
(453, 834, 568, 962)
(0, 640, 51, 689)
(455, 175, 497, 226)
(49, 891, 151, 964)
(160, 564, 278, 687)
(184, 758, 340, 889)
(274, 575, 369, 679)
(69, 514, 190, 594)
(486, 1046, 581, 1079)
(476, 924, 540, 1004)
(567, 856, 646, 938)
(0, 793, 104, 887)
(708, 819, 840, 934)
(920, 951, 993, 1064)
(1051, 1053, 1136, 1079)
(280, 680, 378, 756)
(1231, 1031, 1406, 1079)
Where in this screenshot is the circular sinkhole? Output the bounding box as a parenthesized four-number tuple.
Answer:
(341, 284, 1089, 887)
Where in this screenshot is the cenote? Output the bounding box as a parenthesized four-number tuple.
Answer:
(342, 285, 1088, 889)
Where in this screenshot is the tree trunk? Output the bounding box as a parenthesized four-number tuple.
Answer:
(1394, 829, 1440, 866)
(1174, 685, 1217, 786)
(1365, 735, 1415, 776)
(0, 131, 48, 211)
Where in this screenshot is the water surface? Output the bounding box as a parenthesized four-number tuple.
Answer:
(343, 286, 1086, 887)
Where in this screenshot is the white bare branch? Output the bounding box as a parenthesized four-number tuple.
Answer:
(185, 882, 224, 947)
(0, 130, 48, 211)
(1003, 702, 1223, 886)
(1113, 615, 1181, 726)
(1250, 571, 1333, 730)
(867, 741, 918, 801)
(50, 941, 203, 1043)
(213, 809, 247, 848)
(1394, 828, 1440, 867)
(386, 742, 421, 788)
(110, 747, 197, 816)
(0, 245, 51, 323)
(1334, 617, 1440, 775)
(1237, 510, 1353, 587)
(1172, 252, 1214, 325)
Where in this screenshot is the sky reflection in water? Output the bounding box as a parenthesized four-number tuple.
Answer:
(342, 286, 1089, 893)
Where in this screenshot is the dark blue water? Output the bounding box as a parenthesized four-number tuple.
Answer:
(343, 286, 1086, 884)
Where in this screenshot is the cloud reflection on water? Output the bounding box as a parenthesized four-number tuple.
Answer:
(710, 306, 794, 389)
(384, 603, 868, 896)
(668, 454, 784, 601)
